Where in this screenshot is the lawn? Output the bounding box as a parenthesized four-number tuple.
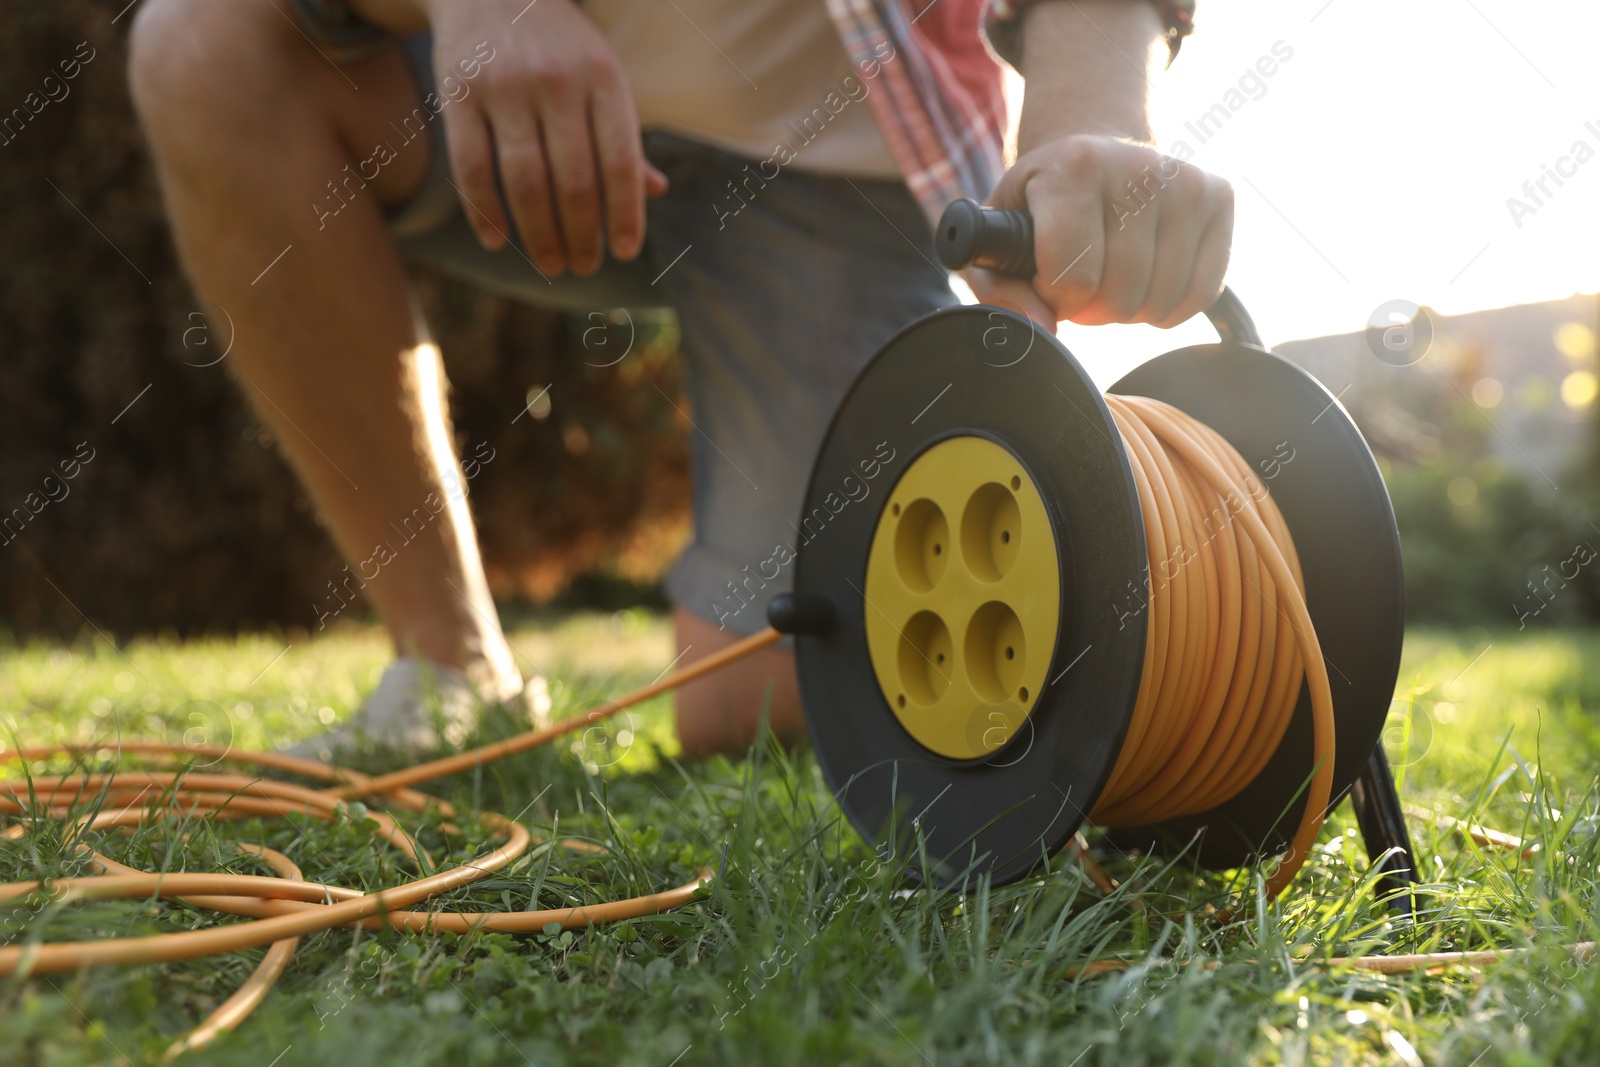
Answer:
(2, 615, 1598, 1066)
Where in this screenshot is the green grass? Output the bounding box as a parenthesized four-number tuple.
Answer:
(2, 617, 1598, 1066)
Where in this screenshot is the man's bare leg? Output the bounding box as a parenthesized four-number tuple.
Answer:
(128, 0, 521, 702)
(672, 609, 804, 758)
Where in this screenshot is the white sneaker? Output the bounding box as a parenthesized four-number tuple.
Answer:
(283, 658, 552, 762)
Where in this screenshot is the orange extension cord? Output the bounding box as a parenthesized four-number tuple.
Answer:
(0, 630, 779, 1059)
(1090, 395, 1333, 899)
(0, 398, 1574, 1057)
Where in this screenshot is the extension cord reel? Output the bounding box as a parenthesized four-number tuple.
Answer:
(768, 201, 1417, 898)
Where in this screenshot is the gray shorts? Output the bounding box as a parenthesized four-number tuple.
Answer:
(392, 34, 955, 634)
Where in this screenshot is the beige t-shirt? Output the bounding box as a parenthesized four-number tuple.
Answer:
(583, 0, 901, 178)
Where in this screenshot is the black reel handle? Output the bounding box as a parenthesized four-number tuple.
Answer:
(935, 197, 1264, 350)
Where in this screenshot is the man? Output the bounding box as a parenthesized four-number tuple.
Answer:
(126, 0, 1231, 758)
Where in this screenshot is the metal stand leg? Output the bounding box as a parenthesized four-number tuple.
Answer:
(1348, 747, 1419, 918)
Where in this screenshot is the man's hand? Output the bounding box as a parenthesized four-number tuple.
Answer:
(967, 0, 1232, 328)
(967, 134, 1233, 328)
(421, 0, 666, 275)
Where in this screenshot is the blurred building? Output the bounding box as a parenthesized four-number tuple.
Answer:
(1276, 294, 1600, 482)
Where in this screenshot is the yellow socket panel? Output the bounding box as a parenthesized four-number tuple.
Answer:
(863, 435, 1062, 759)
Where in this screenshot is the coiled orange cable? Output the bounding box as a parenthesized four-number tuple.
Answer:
(1089, 395, 1335, 899)
(0, 629, 780, 1057)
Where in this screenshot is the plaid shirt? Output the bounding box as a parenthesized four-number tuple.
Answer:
(831, 0, 1008, 225)
(293, 0, 1193, 225)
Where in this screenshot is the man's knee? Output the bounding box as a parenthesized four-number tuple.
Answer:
(671, 608, 806, 758)
(128, 0, 300, 147)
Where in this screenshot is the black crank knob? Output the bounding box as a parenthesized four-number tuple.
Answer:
(933, 197, 1264, 350)
(766, 592, 837, 636)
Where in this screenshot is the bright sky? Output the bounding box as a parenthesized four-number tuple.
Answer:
(990, 0, 1600, 385)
